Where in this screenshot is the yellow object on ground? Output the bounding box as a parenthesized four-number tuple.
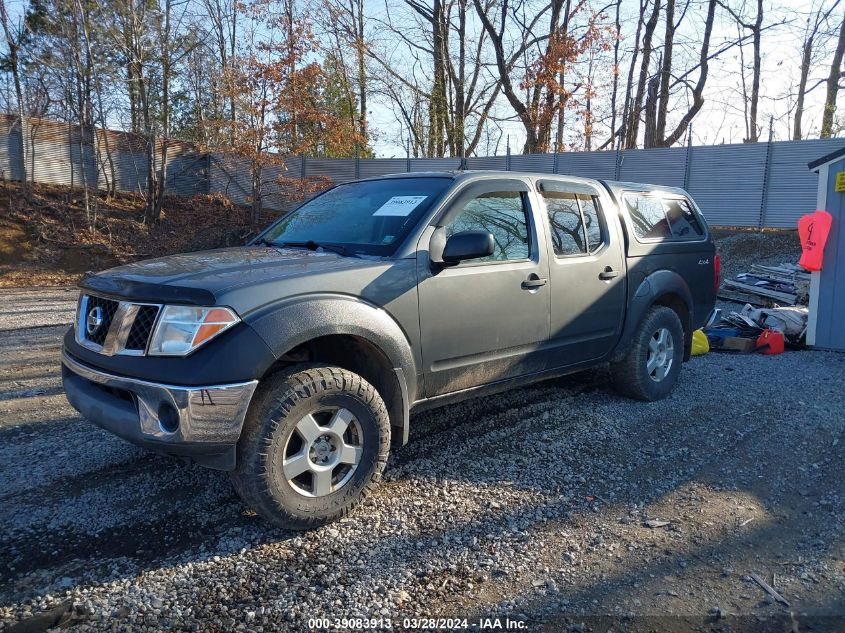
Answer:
(691, 329, 710, 355)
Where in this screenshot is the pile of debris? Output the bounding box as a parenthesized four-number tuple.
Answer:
(719, 263, 810, 306)
(707, 261, 811, 353)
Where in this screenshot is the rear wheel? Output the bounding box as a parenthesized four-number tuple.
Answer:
(611, 306, 684, 401)
(231, 365, 390, 529)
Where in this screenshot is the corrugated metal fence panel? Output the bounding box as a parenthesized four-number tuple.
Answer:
(359, 158, 408, 178)
(686, 143, 768, 227)
(466, 155, 507, 170)
(304, 157, 356, 183)
(3, 115, 842, 229)
(619, 148, 686, 187)
(0, 117, 24, 181)
(509, 153, 554, 172)
(166, 152, 208, 196)
(210, 154, 252, 206)
(764, 138, 845, 228)
(558, 151, 617, 179)
(262, 158, 308, 211)
(105, 148, 148, 194)
(410, 157, 461, 171)
(30, 122, 99, 189)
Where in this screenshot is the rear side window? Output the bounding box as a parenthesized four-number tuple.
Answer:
(625, 194, 703, 241)
(445, 191, 530, 262)
(543, 191, 605, 256)
(663, 198, 703, 238)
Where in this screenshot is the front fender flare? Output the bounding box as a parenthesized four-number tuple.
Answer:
(246, 295, 418, 438)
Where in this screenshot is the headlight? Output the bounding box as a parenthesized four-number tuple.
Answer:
(148, 305, 240, 356)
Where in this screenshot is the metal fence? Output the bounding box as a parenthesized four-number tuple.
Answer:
(2, 114, 843, 228)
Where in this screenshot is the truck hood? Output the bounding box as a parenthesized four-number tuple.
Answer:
(80, 246, 385, 305)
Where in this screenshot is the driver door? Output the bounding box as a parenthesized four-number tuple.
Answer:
(416, 180, 551, 397)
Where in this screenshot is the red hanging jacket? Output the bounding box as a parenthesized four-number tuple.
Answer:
(798, 210, 833, 271)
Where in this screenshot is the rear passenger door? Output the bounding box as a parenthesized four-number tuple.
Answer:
(537, 180, 626, 366)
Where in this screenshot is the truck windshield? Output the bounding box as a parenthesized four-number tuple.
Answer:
(260, 177, 452, 256)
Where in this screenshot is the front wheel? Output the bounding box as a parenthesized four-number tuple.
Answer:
(231, 366, 390, 529)
(611, 306, 684, 402)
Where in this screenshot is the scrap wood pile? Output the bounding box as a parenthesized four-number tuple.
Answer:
(705, 262, 811, 354)
(719, 263, 810, 306)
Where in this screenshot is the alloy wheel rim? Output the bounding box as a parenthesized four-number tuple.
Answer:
(646, 327, 674, 382)
(282, 407, 363, 497)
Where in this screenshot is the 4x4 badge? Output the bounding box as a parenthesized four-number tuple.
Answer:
(86, 306, 104, 335)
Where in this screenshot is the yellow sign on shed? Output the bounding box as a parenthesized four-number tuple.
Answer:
(836, 171, 845, 192)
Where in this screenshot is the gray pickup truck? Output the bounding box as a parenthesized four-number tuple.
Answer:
(62, 171, 718, 528)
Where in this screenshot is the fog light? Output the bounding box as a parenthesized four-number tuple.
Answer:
(158, 402, 180, 433)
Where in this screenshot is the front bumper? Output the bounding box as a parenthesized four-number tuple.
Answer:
(62, 349, 258, 470)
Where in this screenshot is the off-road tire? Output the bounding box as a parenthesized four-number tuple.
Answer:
(611, 306, 684, 402)
(230, 365, 390, 529)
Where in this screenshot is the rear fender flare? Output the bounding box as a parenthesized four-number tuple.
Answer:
(612, 270, 694, 362)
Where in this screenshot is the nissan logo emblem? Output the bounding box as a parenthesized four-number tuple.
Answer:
(86, 306, 104, 335)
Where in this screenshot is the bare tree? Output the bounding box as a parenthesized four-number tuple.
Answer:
(821, 11, 845, 137)
(201, 0, 238, 142)
(624, 0, 660, 148)
(793, 0, 842, 139)
(607, 0, 622, 149)
(0, 0, 29, 196)
(641, 0, 718, 147)
(720, 0, 764, 142)
(474, 0, 610, 153)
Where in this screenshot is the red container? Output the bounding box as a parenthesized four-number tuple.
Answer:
(756, 329, 784, 355)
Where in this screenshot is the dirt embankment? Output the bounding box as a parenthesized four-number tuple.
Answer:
(0, 181, 281, 288)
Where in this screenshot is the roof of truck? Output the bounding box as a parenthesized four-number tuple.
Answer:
(361, 170, 692, 197)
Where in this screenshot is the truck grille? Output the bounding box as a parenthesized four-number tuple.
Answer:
(84, 295, 119, 346)
(76, 294, 161, 356)
(125, 305, 160, 351)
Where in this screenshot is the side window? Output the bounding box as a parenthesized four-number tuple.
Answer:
(445, 191, 530, 262)
(544, 190, 605, 256)
(626, 195, 670, 239)
(544, 192, 585, 255)
(579, 195, 604, 252)
(662, 198, 703, 238)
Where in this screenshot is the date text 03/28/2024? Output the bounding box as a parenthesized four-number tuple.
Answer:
(307, 617, 528, 630)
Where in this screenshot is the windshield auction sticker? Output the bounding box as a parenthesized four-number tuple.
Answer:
(373, 196, 427, 216)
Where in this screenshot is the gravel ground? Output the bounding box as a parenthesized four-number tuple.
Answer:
(2, 279, 845, 632)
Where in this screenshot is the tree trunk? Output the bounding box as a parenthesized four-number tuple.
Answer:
(653, 0, 675, 145)
(794, 36, 812, 140)
(0, 0, 28, 197)
(429, 0, 447, 156)
(658, 0, 717, 147)
(608, 0, 622, 149)
(748, 0, 763, 142)
(626, 0, 661, 148)
(821, 15, 845, 138)
(355, 0, 367, 144)
(643, 71, 660, 147)
(150, 0, 173, 224)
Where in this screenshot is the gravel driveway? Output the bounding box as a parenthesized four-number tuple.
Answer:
(1, 286, 844, 632)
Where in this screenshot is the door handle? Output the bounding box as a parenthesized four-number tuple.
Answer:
(521, 276, 548, 290)
(598, 267, 619, 280)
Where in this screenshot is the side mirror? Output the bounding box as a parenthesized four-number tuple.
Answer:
(442, 230, 495, 264)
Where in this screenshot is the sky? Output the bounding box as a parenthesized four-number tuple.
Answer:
(366, 0, 843, 157)
(2, 0, 840, 157)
